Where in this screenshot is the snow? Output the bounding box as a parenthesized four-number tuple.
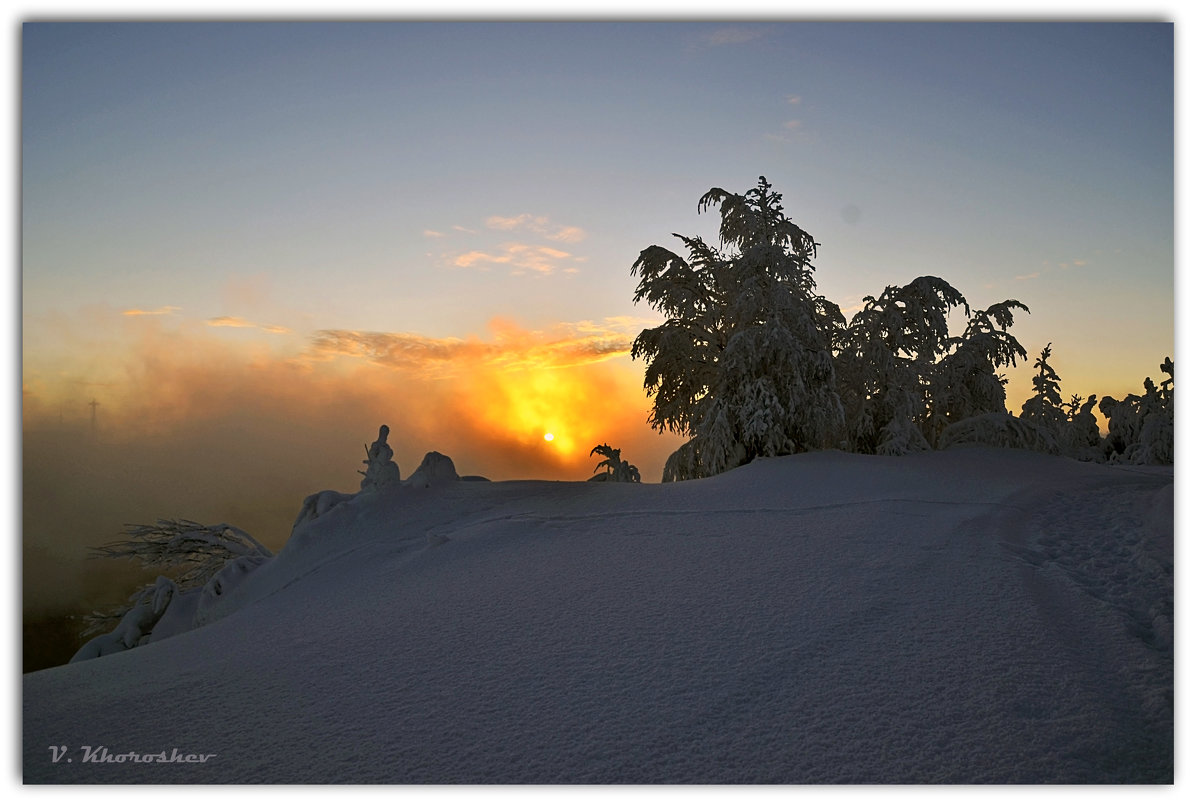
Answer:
(23, 447, 1172, 783)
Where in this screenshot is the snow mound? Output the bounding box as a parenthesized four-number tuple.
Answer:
(23, 448, 1173, 783)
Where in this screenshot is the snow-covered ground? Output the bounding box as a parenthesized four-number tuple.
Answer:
(23, 447, 1173, 783)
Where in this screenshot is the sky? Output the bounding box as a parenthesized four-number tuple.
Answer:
(16, 18, 1177, 585)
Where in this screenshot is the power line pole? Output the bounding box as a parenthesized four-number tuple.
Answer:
(89, 398, 100, 439)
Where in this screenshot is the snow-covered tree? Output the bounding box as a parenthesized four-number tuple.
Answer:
(1061, 393, 1103, 460)
(1017, 343, 1066, 453)
(359, 424, 400, 491)
(631, 177, 845, 481)
(1099, 358, 1174, 465)
(834, 276, 968, 454)
(588, 443, 642, 483)
(927, 300, 1029, 445)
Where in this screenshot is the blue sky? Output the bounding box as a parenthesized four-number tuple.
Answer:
(19, 19, 1176, 481)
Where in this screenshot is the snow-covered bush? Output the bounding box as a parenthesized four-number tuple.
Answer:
(1099, 358, 1174, 465)
(75, 519, 274, 660)
(1060, 394, 1103, 461)
(588, 443, 642, 483)
(631, 177, 845, 480)
(937, 412, 1056, 454)
(70, 576, 177, 662)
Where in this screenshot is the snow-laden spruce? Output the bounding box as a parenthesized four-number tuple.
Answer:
(630, 177, 1169, 473)
(631, 177, 846, 481)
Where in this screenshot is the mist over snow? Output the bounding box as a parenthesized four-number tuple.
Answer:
(23, 447, 1171, 783)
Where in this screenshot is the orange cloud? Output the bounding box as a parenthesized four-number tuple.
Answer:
(306, 317, 633, 378)
(206, 316, 257, 328)
(206, 316, 291, 334)
(452, 242, 580, 275)
(483, 214, 587, 243)
(23, 313, 678, 487)
(122, 305, 180, 317)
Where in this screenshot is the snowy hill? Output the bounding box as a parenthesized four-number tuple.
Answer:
(23, 447, 1172, 783)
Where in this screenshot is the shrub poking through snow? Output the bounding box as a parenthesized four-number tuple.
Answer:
(589, 443, 642, 483)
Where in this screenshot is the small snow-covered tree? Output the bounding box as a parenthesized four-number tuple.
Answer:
(1061, 393, 1103, 460)
(359, 424, 400, 491)
(631, 177, 845, 481)
(834, 276, 968, 454)
(1017, 343, 1066, 453)
(588, 443, 642, 483)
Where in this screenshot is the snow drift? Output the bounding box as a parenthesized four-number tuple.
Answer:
(23, 447, 1172, 783)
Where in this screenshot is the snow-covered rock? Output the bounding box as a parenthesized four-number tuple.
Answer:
(404, 451, 459, 488)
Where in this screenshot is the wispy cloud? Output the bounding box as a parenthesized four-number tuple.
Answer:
(765, 96, 809, 144)
(206, 316, 291, 334)
(706, 27, 766, 47)
(1014, 272, 1041, 282)
(422, 229, 446, 238)
(453, 242, 580, 276)
(307, 317, 634, 378)
(122, 305, 180, 317)
(484, 214, 587, 243)
(207, 316, 258, 328)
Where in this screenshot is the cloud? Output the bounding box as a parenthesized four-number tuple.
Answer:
(207, 316, 258, 328)
(122, 305, 180, 317)
(452, 242, 580, 276)
(22, 314, 680, 560)
(786, 95, 802, 105)
(706, 27, 766, 46)
(307, 317, 633, 378)
(484, 214, 587, 243)
(206, 316, 291, 333)
(783, 120, 802, 130)
(1014, 272, 1041, 282)
(423, 229, 446, 238)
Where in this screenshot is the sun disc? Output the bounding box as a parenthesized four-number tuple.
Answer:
(544, 432, 555, 442)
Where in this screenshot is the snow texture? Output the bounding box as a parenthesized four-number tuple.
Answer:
(24, 448, 1172, 783)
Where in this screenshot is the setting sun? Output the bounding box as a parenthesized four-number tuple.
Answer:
(543, 432, 554, 442)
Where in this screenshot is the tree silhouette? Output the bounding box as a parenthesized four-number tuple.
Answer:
(631, 176, 845, 480)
